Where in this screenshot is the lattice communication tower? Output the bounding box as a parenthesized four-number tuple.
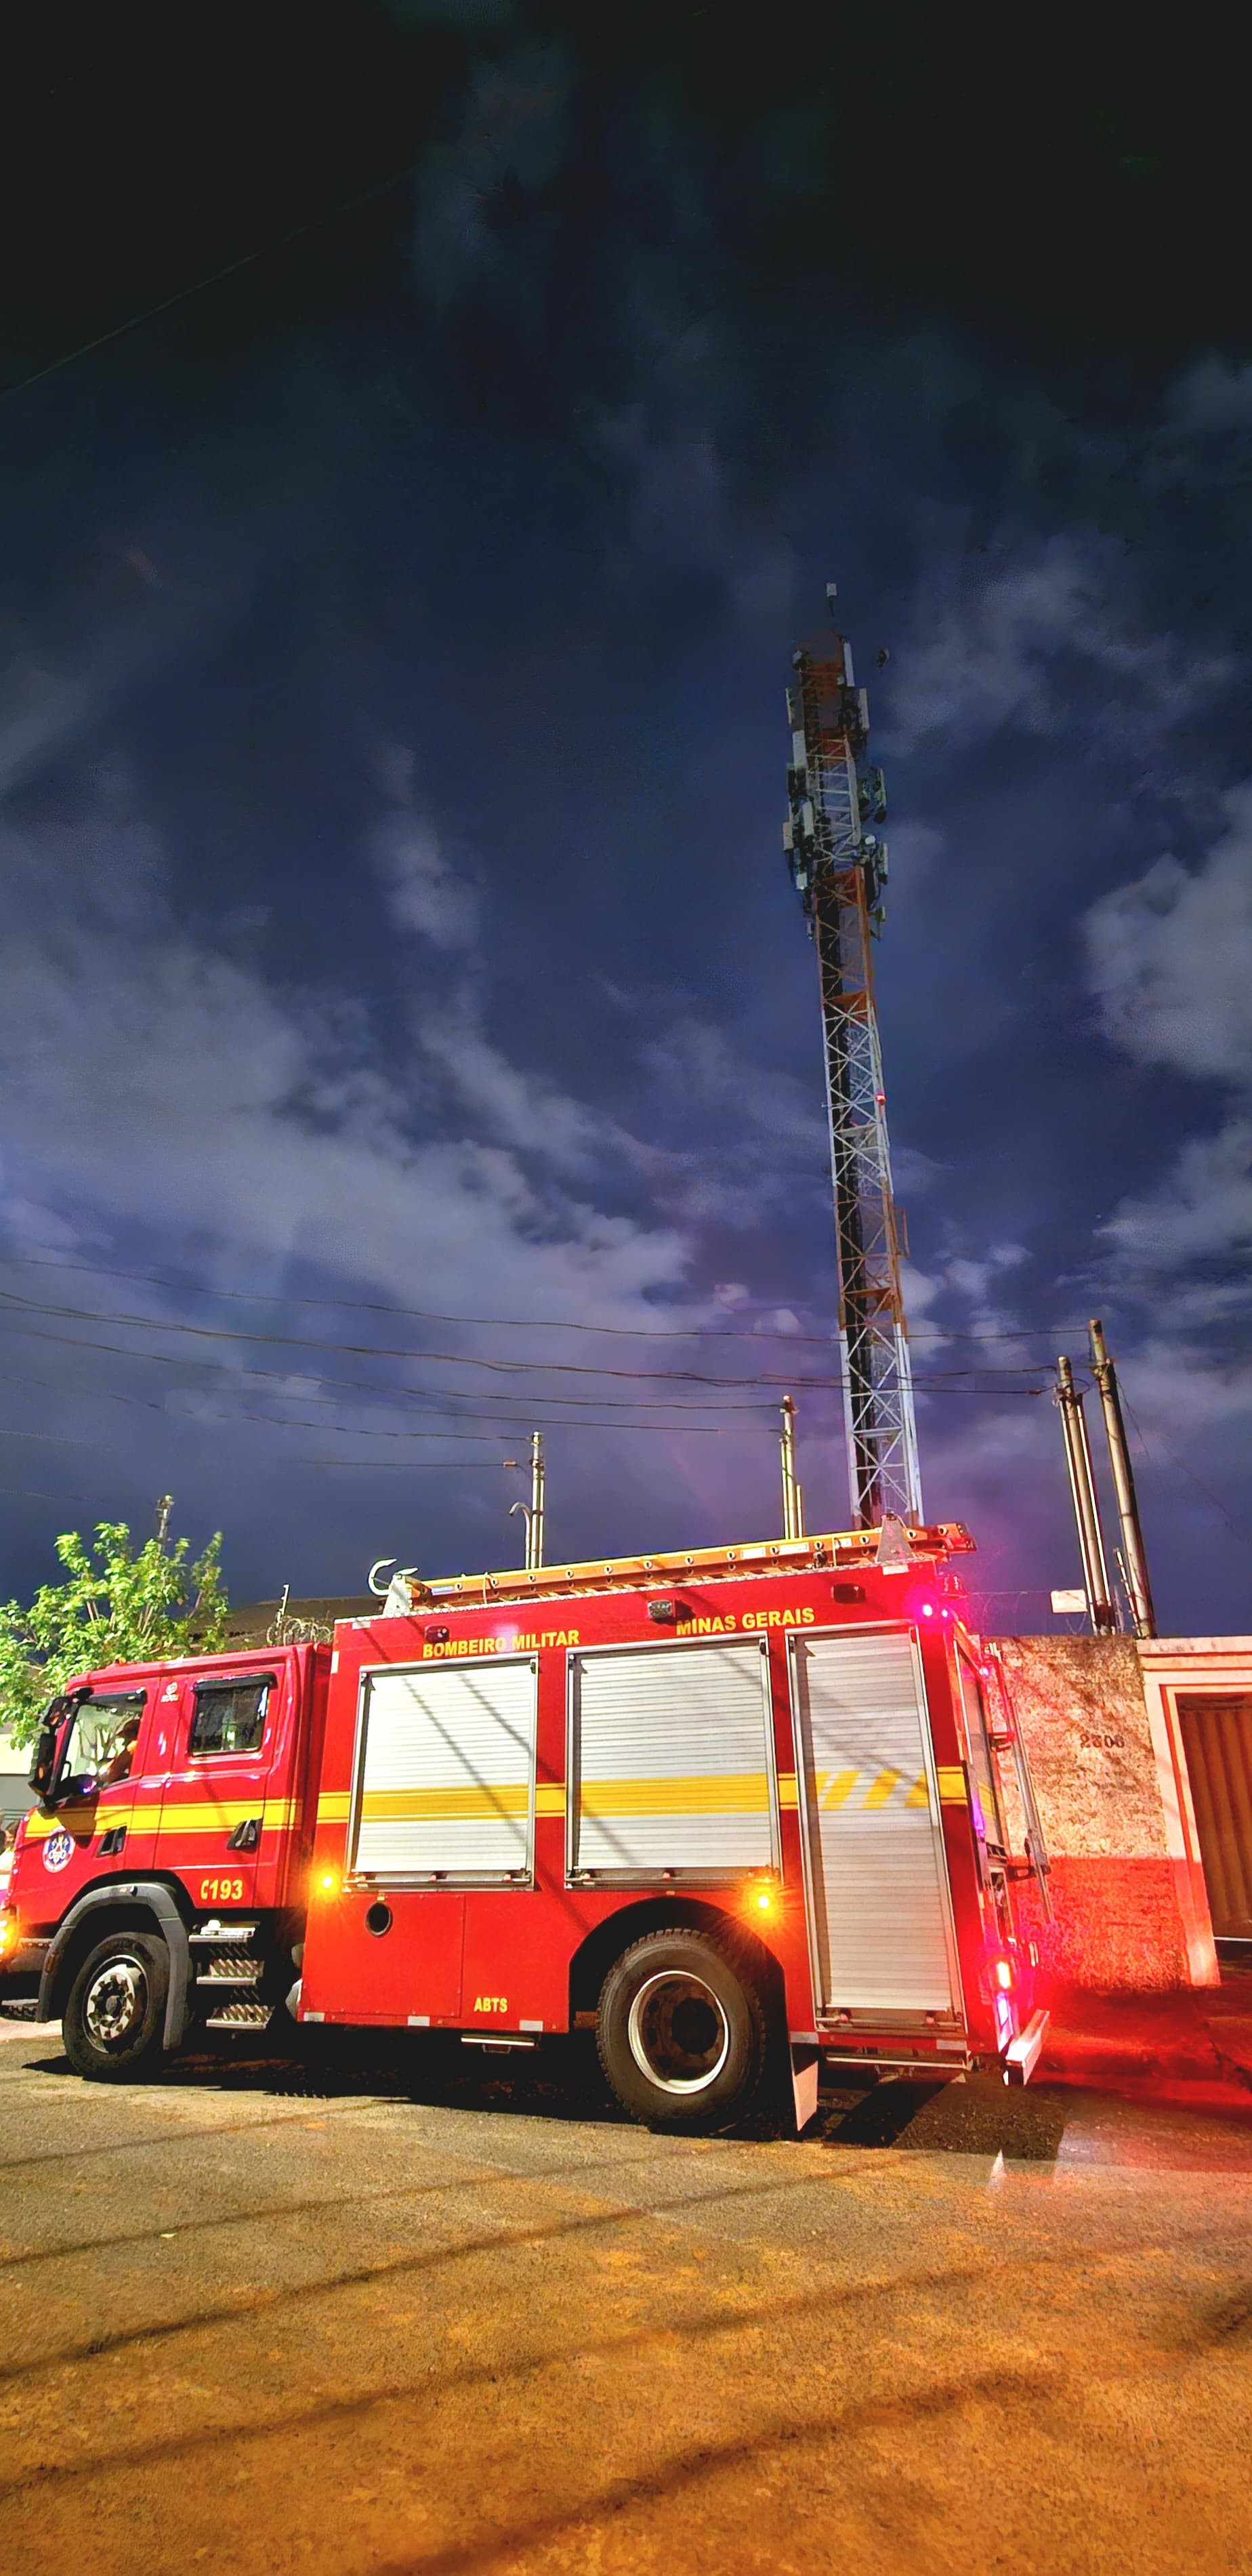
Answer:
(782, 599, 923, 1529)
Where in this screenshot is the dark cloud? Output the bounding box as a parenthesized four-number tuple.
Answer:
(1, 7, 1251, 1627)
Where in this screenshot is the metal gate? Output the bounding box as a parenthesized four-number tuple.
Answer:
(787, 1627, 961, 2017)
(351, 1655, 538, 1884)
(567, 1635, 777, 1884)
(1177, 1694, 1252, 1939)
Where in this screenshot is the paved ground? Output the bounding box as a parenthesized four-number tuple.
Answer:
(2, 2013, 1251, 2576)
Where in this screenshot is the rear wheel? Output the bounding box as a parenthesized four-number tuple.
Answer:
(63, 1932, 169, 2082)
(596, 1928, 768, 2132)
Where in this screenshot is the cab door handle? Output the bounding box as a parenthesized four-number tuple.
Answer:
(228, 1817, 261, 1851)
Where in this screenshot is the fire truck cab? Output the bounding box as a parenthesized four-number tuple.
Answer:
(2, 1524, 1050, 2130)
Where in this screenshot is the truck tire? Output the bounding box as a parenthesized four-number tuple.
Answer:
(62, 1932, 169, 2082)
(596, 1928, 768, 2132)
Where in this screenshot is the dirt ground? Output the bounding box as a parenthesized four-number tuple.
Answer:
(1, 2013, 1251, 2576)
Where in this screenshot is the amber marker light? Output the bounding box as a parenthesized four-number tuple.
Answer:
(317, 1868, 340, 1897)
(747, 1882, 781, 1922)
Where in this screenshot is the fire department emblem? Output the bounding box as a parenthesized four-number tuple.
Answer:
(43, 1830, 75, 1874)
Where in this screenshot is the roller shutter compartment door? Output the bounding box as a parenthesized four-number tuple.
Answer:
(569, 1637, 776, 1880)
(789, 1629, 959, 2017)
(1177, 1693, 1252, 1939)
(352, 1657, 537, 1884)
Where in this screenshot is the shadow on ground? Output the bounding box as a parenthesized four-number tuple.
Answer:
(7, 2012, 1068, 2161)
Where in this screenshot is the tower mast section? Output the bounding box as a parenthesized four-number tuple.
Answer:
(783, 596, 923, 1529)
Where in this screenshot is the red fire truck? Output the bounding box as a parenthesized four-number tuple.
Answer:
(0, 1523, 1050, 2130)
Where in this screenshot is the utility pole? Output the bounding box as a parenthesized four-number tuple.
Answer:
(783, 588, 921, 1530)
(504, 1435, 545, 1572)
(1088, 1319, 1156, 1637)
(153, 1494, 173, 1549)
(779, 1395, 805, 1539)
(1055, 1357, 1117, 1633)
(528, 1429, 545, 1571)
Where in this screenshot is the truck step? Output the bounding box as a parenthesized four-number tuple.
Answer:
(195, 1969, 262, 1989)
(203, 2000, 272, 2031)
(190, 1922, 258, 1946)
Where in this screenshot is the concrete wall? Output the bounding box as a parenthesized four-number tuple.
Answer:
(993, 1635, 1224, 2002)
(0, 1728, 28, 1830)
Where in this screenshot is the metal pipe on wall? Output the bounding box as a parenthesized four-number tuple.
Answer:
(1055, 1356, 1117, 1633)
(1088, 1319, 1156, 1638)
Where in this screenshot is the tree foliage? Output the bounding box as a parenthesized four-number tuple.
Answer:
(0, 1522, 230, 1748)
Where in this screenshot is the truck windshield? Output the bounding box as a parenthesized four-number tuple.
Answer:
(56, 1695, 146, 1798)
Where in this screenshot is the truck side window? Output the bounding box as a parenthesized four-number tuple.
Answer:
(190, 1678, 270, 1758)
(56, 1693, 147, 1798)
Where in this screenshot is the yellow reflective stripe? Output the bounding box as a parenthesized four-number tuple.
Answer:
(159, 1806, 269, 1834)
(936, 1767, 967, 1804)
(317, 1790, 352, 1825)
(263, 1799, 300, 1830)
(579, 1773, 770, 1817)
(776, 1774, 798, 1809)
(26, 1805, 105, 1838)
(863, 1768, 902, 1809)
(534, 1784, 565, 1817)
(810, 1769, 948, 1813)
(359, 1783, 529, 1822)
(26, 1798, 300, 1840)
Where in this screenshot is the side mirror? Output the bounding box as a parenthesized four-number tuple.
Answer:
(28, 1725, 59, 1802)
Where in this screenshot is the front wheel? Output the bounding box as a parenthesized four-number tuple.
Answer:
(596, 1928, 769, 2133)
(63, 1932, 169, 2082)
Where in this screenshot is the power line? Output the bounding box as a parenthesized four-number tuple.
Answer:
(1119, 1390, 1252, 1559)
(0, 1244, 1093, 1345)
(0, 1286, 1053, 1391)
(0, 1313, 1055, 1417)
(0, 159, 419, 408)
(0, 1312, 776, 1413)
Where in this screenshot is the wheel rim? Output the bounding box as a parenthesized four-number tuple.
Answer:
(626, 1970, 731, 2095)
(83, 1954, 148, 2051)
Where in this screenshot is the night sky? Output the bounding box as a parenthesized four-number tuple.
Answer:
(2, 4, 1251, 1634)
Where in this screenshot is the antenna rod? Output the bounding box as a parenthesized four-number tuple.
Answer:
(779, 1395, 805, 1540)
(1055, 1357, 1116, 1632)
(1088, 1319, 1156, 1637)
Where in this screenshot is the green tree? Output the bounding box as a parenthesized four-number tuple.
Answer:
(0, 1521, 230, 1748)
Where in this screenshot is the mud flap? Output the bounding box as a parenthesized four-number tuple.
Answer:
(791, 2044, 820, 2133)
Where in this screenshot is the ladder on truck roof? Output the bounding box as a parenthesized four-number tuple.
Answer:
(352, 1523, 974, 1614)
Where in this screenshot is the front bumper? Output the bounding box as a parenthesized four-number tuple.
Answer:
(0, 1924, 51, 1987)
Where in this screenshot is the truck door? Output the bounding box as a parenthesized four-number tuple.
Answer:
(26, 1684, 161, 1905)
(787, 1626, 962, 2022)
(153, 1664, 289, 1914)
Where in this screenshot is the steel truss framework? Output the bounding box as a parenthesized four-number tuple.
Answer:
(784, 641, 923, 1529)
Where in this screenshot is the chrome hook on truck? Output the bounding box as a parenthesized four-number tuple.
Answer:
(368, 1558, 423, 1617)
